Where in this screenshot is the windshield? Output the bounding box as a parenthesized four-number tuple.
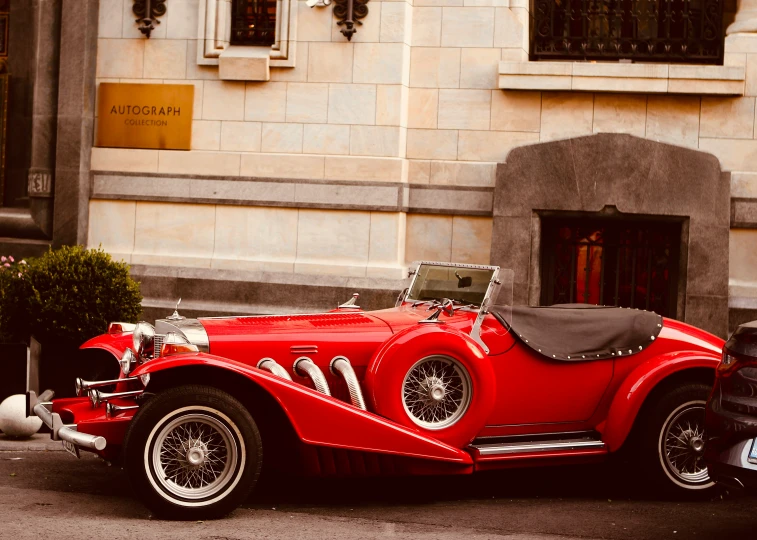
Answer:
(406, 263, 496, 306)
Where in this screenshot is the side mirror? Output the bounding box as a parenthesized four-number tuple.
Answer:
(455, 271, 472, 288)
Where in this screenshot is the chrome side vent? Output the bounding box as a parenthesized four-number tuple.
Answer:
(330, 356, 366, 410)
(257, 358, 293, 381)
(293, 357, 331, 396)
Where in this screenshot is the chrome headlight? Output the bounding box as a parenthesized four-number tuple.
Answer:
(120, 348, 138, 375)
(133, 321, 156, 357)
(159, 332, 200, 357)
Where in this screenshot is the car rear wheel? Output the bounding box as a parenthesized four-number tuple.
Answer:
(124, 385, 262, 519)
(636, 382, 714, 494)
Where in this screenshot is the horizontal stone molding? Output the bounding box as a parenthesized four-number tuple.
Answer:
(499, 61, 746, 95)
(91, 171, 495, 216)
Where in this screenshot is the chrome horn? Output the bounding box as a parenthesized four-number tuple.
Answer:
(75, 376, 139, 397)
(89, 389, 144, 408)
(106, 402, 140, 418)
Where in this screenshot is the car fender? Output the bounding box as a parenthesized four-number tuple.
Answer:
(601, 351, 719, 451)
(131, 353, 473, 465)
(80, 332, 133, 358)
(364, 323, 496, 448)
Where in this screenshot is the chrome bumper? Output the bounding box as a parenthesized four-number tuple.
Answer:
(26, 390, 107, 452)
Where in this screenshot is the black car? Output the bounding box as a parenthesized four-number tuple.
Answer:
(705, 321, 757, 490)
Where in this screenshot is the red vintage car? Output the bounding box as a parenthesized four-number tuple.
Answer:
(28, 262, 723, 519)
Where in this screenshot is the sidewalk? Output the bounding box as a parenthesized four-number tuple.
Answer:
(0, 433, 62, 452)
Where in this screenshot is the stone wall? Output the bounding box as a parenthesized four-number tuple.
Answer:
(88, 0, 757, 325)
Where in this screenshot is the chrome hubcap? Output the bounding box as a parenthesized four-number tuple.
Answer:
(149, 411, 240, 501)
(402, 356, 472, 430)
(660, 402, 711, 487)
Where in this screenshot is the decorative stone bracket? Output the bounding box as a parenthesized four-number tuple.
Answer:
(330, 0, 370, 41)
(133, 0, 167, 38)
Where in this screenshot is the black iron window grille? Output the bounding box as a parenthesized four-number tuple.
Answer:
(540, 217, 682, 318)
(531, 0, 724, 64)
(230, 0, 277, 46)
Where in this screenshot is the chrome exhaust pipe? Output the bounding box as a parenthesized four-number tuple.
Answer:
(293, 357, 331, 396)
(89, 389, 144, 408)
(329, 356, 366, 410)
(76, 376, 140, 397)
(106, 402, 140, 418)
(257, 358, 293, 381)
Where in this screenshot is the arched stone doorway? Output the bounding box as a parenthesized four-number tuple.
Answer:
(491, 133, 730, 338)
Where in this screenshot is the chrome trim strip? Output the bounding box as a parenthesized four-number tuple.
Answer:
(471, 439, 606, 456)
(27, 391, 107, 452)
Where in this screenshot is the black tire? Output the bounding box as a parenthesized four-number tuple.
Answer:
(123, 385, 262, 519)
(635, 382, 714, 495)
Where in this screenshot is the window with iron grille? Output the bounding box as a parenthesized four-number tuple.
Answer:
(530, 0, 724, 64)
(540, 216, 682, 318)
(230, 0, 277, 46)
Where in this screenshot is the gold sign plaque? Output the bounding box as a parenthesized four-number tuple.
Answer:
(96, 83, 194, 150)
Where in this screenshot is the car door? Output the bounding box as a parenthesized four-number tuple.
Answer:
(481, 324, 614, 427)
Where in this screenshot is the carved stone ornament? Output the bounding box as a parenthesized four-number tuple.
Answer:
(333, 0, 369, 41)
(133, 0, 167, 38)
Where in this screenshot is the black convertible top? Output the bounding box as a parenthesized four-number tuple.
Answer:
(491, 304, 663, 361)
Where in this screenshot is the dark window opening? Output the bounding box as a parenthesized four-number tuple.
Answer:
(230, 0, 277, 46)
(540, 215, 682, 318)
(530, 0, 724, 64)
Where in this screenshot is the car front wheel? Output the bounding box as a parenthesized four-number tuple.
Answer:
(124, 385, 262, 519)
(637, 382, 714, 494)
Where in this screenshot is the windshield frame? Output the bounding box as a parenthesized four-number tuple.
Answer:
(404, 261, 501, 308)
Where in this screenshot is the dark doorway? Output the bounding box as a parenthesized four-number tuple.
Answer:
(540, 214, 683, 317)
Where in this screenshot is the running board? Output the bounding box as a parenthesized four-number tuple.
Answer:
(471, 438, 606, 456)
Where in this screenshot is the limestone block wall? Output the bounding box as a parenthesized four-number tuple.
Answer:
(90, 0, 757, 304)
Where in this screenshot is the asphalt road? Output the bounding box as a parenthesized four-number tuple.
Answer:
(1, 447, 755, 540)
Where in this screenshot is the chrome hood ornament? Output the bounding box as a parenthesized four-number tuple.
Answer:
(167, 298, 185, 321)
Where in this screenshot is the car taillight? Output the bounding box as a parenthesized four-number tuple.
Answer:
(718, 349, 757, 374)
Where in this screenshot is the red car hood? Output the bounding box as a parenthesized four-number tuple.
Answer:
(200, 312, 395, 370)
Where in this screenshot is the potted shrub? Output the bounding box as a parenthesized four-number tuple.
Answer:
(26, 246, 143, 398)
(0, 256, 32, 402)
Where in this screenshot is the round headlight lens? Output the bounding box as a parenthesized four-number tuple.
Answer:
(120, 348, 137, 375)
(132, 322, 156, 357)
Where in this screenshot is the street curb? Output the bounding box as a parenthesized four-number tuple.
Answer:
(0, 433, 63, 452)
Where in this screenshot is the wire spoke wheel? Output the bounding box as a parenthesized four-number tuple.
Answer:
(659, 401, 710, 487)
(402, 355, 472, 430)
(149, 410, 240, 501)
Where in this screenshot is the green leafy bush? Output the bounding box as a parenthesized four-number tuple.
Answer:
(25, 246, 143, 347)
(0, 255, 32, 343)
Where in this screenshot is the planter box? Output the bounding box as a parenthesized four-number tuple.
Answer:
(0, 342, 28, 403)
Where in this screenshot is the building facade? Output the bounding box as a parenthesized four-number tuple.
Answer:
(3, 0, 757, 337)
